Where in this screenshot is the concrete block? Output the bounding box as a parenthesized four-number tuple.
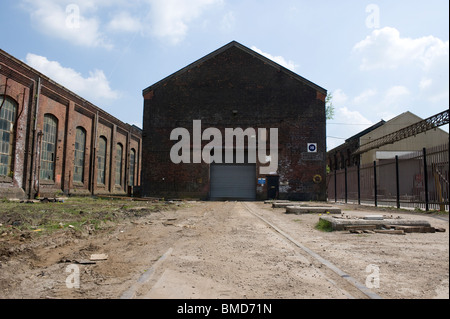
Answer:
(320, 215, 432, 231)
(285, 206, 341, 214)
(364, 215, 384, 220)
(272, 202, 300, 208)
(272, 202, 332, 209)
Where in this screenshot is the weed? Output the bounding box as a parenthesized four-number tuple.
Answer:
(315, 219, 333, 232)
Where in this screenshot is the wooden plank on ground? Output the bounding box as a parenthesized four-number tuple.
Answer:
(344, 225, 377, 231)
(394, 226, 436, 233)
(374, 229, 405, 235)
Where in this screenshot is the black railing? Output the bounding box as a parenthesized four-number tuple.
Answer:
(327, 143, 449, 211)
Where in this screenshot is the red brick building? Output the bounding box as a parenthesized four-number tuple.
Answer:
(141, 41, 327, 201)
(0, 49, 142, 199)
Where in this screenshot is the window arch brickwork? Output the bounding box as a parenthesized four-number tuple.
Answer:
(40, 114, 58, 181)
(0, 96, 17, 177)
(74, 127, 86, 183)
(97, 136, 107, 185)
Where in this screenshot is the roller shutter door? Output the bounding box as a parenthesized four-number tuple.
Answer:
(210, 164, 256, 200)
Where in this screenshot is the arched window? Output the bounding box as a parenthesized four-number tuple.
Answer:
(74, 127, 86, 183)
(97, 136, 107, 185)
(115, 143, 123, 186)
(0, 96, 17, 177)
(40, 114, 58, 181)
(129, 148, 136, 186)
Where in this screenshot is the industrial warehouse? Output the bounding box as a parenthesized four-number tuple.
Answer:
(0, 42, 448, 301)
(141, 41, 327, 201)
(0, 49, 142, 199)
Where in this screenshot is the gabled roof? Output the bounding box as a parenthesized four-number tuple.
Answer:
(142, 41, 326, 95)
(345, 120, 386, 143)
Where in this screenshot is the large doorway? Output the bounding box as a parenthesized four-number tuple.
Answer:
(210, 164, 256, 201)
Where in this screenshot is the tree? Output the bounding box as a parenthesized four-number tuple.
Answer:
(325, 92, 335, 120)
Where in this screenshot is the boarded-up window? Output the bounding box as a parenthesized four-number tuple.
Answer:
(74, 127, 86, 183)
(40, 114, 58, 181)
(0, 97, 17, 177)
(97, 136, 107, 185)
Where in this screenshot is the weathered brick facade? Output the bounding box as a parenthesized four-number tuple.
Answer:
(0, 49, 142, 199)
(142, 41, 327, 201)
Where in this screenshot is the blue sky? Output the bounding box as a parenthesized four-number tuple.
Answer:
(1, 0, 448, 150)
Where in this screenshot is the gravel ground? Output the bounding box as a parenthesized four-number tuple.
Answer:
(0, 199, 448, 299)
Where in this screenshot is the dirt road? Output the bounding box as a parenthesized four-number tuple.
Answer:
(0, 200, 448, 299)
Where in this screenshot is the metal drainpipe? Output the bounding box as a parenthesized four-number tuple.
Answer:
(32, 77, 42, 198)
(91, 111, 98, 195)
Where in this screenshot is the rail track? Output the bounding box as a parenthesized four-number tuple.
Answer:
(241, 202, 383, 299)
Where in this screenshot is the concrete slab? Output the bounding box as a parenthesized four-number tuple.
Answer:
(272, 202, 332, 209)
(264, 200, 290, 204)
(286, 206, 341, 214)
(320, 215, 432, 231)
(364, 215, 385, 220)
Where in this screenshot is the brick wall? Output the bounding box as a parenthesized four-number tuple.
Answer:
(0, 49, 142, 199)
(142, 43, 327, 201)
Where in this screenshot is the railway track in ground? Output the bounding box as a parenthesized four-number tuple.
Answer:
(241, 202, 382, 299)
(121, 201, 383, 299)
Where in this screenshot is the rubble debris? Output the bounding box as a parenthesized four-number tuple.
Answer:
(286, 206, 341, 214)
(320, 214, 438, 232)
(345, 223, 445, 234)
(272, 201, 332, 209)
(39, 197, 65, 203)
(344, 225, 377, 231)
(59, 258, 96, 265)
(364, 215, 384, 220)
(89, 254, 108, 261)
(373, 229, 405, 235)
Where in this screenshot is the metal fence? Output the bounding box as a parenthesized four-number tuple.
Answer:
(327, 143, 449, 211)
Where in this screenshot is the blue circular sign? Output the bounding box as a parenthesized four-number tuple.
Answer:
(308, 144, 317, 152)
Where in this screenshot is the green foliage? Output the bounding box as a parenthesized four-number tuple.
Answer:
(315, 218, 333, 232)
(325, 92, 335, 120)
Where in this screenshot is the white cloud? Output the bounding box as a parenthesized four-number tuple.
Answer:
(353, 27, 449, 72)
(221, 11, 236, 33)
(21, 0, 229, 46)
(327, 106, 374, 150)
(331, 89, 348, 107)
(250, 46, 299, 71)
(145, 0, 222, 44)
(419, 78, 433, 90)
(384, 85, 410, 101)
(353, 26, 449, 107)
(107, 11, 142, 33)
(353, 89, 377, 105)
(337, 107, 373, 126)
(25, 53, 120, 103)
(22, 0, 112, 49)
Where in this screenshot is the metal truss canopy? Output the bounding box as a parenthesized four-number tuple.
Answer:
(354, 110, 449, 155)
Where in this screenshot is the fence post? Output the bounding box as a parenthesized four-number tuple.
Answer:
(373, 161, 377, 207)
(396, 155, 400, 209)
(423, 148, 429, 211)
(344, 165, 348, 204)
(334, 169, 337, 203)
(357, 162, 361, 205)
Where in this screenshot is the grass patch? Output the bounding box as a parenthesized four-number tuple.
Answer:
(0, 197, 182, 238)
(315, 219, 333, 232)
